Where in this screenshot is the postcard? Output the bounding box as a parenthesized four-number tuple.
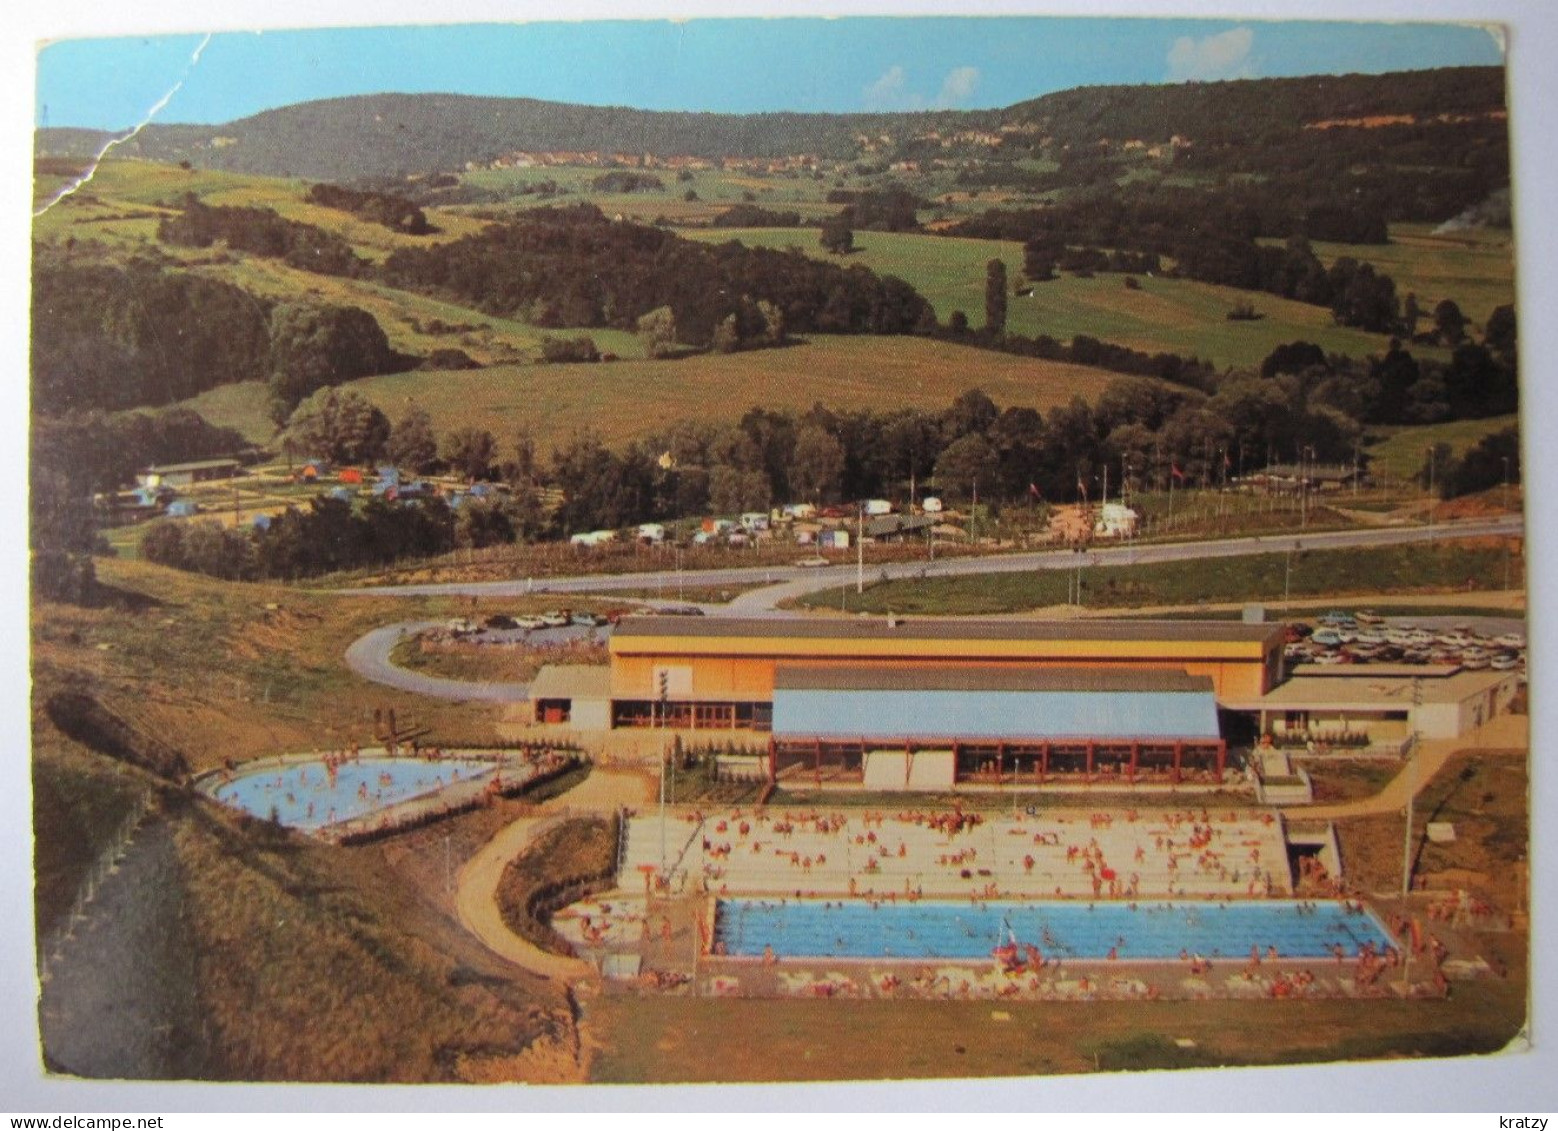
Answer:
(16, 7, 1544, 1108)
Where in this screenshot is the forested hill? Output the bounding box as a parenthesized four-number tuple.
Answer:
(34, 65, 1504, 181)
(34, 94, 988, 179)
(998, 65, 1506, 146)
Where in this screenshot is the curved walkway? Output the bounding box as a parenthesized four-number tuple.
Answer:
(454, 769, 654, 982)
(344, 620, 529, 701)
(1286, 713, 1528, 822)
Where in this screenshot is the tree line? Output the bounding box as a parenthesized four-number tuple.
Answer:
(303, 182, 433, 234)
(379, 202, 934, 346)
(157, 195, 367, 276)
(114, 320, 1520, 587)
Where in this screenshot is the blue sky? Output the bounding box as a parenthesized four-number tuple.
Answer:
(35, 17, 1503, 129)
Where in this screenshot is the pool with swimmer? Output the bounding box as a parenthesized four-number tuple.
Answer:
(713, 898, 1394, 961)
(208, 757, 497, 830)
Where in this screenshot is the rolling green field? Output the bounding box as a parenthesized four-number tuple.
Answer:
(796, 540, 1524, 615)
(34, 159, 492, 258)
(1366, 414, 1520, 481)
(306, 335, 1129, 453)
(686, 227, 1420, 369)
(1301, 223, 1516, 328)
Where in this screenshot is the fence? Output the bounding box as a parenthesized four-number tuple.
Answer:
(38, 789, 157, 984)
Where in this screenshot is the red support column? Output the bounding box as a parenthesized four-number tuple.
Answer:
(1216, 739, 1226, 780)
(768, 734, 776, 782)
(1041, 741, 1049, 783)
(952, 739, 960, 785)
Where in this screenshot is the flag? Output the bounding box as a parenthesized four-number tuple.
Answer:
(1170, 463, 1186, 482)
(1077, 476, 1088, 501)
(1028, 482, 1042, 500)
(1223, 452, 1233, 469)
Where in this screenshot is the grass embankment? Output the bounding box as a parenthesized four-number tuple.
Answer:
(1335, 750, 1529, 912)
(31, 557, 515, 773)
(1367, 414, 1521, 482)
(389, 633, 607, 685)
(796, 539, 1525, 616)
(30, 738, 159, 942)
(494, 815, 620, 958)
(170, 796, 574, 1082)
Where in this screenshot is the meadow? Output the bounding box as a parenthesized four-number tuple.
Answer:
(1298, 223, 1516, 328)
(313, 335, 1128, 454)
(686, 227, 1429, 369)
(1365, 413, 1520, 482)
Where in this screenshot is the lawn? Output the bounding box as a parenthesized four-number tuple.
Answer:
(686, 227, 1418, 369)
(330, 335, 1128, 454)
(795, 539, 1526, 616)
(584, 981, 1524, 1083)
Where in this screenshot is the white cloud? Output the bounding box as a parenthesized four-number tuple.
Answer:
(864, 65, 916, 111)
(934, 66, 981, 109)
(1166, 26, 1257, 83)
(865, 63, 981, 112)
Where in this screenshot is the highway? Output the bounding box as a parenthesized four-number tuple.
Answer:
(335, 514, 1524, 616)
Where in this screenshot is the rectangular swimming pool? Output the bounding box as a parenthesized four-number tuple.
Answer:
(714, 898, 1394, 961)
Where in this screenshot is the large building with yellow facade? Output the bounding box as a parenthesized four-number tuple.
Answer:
(534, 615, 1286, 789)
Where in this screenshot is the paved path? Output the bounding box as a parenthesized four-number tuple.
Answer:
(454, 769, 653, 983)
(344, 620, 529, 701)
(331, 515, 1523, 614)
(38, 821, 208, 1078)
(1285, 713, 1529, 822)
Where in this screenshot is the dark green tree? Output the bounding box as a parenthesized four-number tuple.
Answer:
(985, 259, 1008, 336)
(267, 302, 395, 422)
(286, 388, 391, 465)
(819, 216, 855, 255)
(388, 406, 440, 473)
(1433, 299, 1468, 346)
(442, 426, 498, 480)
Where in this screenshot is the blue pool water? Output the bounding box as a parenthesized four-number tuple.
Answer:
(209, 757, 496, 830)
(715, 899, 1394, 961)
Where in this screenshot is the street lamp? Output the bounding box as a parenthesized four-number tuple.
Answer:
(1300, 446, 1315, 528)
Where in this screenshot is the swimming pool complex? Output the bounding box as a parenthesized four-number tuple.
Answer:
(207, 756, 498, 830)
(714, 898, 1394, 961)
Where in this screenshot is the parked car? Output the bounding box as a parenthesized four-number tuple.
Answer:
(795, 556, 831, 568)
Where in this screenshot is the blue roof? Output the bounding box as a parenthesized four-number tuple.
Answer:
(772, 668, 1220, 742)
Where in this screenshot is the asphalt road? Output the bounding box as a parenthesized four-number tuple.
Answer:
(343, 619, 530, 702)
(336, 514, 1524, 615)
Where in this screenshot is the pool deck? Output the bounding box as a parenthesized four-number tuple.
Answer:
(622, 806, 1294, 902)
(555, 888, 1496, 1002)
